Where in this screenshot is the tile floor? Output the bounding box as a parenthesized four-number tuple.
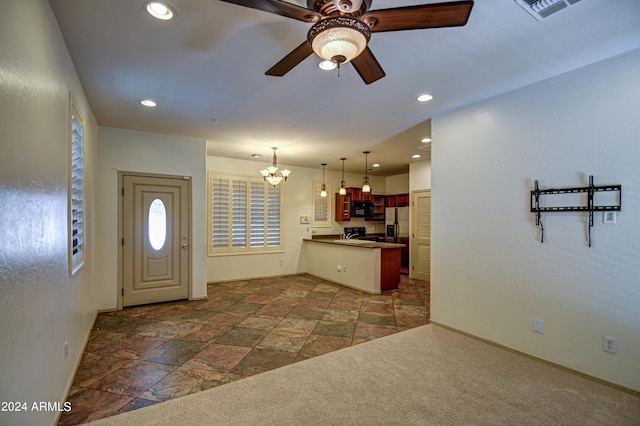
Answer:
(58, 274, 429, 425)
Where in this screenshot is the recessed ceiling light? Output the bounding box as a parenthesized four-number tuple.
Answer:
(372, 163, 380, 167)
(412, 154, 421, 159)
(145, 1, 175, 20)
(318, 60, 337, 71)
(421, 137, 431, 143)
(140, 99, 157, 107)
(416, 94, 433, 102)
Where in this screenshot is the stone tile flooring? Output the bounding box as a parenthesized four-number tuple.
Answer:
(58, 274, 429, 425)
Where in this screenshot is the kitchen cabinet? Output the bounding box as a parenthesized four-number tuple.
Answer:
(367, 194, 385, 222)
(335, 193, 351, 221)
(304, 238, 404, 293)
(386, 193, 410, 208)
(346, 187, 372, 202)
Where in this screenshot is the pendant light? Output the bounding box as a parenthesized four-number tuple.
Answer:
(260, 147, 291, 187)
(339, 157, 347, 195)
(362, 151, 371, 193)
(320, 163, 327, 198)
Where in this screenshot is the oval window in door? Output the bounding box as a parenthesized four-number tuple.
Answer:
(148, 198, 167, 250)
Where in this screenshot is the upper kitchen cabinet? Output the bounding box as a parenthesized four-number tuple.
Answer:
(367, 194, 385, 222)
(386, 194, 410, 207)
(335, 193, 351, 221)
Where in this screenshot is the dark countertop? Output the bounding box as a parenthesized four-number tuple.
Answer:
(303, 238, 405, 249)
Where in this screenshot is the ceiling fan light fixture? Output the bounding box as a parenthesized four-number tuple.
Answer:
(318, 60, 338, 71)
(308, 17, 371, 64)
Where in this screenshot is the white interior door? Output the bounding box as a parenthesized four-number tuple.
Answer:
(122, 174, 190, 307)
(411, 190, 431, 281)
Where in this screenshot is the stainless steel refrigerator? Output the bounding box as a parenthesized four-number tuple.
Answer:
(385, 207, 409, 242)
(386, 207, 410, 273)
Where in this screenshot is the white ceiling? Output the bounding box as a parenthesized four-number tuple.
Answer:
(49, 0, 640, 175)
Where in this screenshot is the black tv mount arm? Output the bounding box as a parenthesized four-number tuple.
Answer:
(530, 176, 621, 247)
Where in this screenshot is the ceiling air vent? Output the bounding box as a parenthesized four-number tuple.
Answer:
(514, 0, 583, 21)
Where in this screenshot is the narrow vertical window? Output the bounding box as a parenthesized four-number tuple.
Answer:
(69, 97, 85, 275)
(312, 181, 331, 227)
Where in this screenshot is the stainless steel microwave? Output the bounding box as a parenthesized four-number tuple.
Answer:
(351, 201, 374, 218)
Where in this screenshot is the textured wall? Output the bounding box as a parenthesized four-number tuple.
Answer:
(431, 48, 640, 391)
(0, 1, 97, 424)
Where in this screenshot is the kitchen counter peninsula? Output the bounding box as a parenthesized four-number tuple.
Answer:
(303, 238, 405, 293)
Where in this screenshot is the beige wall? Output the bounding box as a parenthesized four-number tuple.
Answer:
(96, 127, 208, 309)
(431, 48, 640, 391)
(0, 1, 97, 424)
(410, 161, 431, 191)
(386, 173, 410, 194)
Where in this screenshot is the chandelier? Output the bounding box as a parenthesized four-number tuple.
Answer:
(260, 147, 291, 186)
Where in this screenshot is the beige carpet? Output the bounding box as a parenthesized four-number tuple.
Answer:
(86, 324, 640, 425)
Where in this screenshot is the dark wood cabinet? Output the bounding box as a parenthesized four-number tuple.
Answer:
(335, 193, 351, 221)
(346, 187, 373, 202)
(367, 194, 385, 222)
(346, 187, 362, 201)
(386, 193, 409, 208)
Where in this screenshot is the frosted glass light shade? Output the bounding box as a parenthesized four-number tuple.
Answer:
(308, 17, 371, 63)
(312, 28, 367, 62)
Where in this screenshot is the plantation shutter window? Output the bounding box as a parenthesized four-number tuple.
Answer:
(311, 181, 331, 227)
(208, 172, 283, 255)
(69, 98, 85, 275)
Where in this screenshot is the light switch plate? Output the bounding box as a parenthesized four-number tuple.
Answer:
(300, 216, 310, 224)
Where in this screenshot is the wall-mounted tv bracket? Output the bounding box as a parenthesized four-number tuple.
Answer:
(530, 176, 621, 247)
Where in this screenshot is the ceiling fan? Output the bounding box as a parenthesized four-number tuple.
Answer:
(219, 0, 474, 84)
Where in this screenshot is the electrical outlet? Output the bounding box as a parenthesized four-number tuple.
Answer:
(603, 336, 617, 354)
(532, 319, 544, 334)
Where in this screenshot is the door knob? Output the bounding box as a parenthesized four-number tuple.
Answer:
(181, 244, 188, 249)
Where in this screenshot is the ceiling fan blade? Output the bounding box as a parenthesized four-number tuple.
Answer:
(266, 41, 314, 76)
(363, 0, 474, 33)
(350, 47, 386, 85)
(218, 0, 321, 23)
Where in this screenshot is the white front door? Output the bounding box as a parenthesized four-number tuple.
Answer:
(121, 174, 190, 307)
(411, 190, 431, 281)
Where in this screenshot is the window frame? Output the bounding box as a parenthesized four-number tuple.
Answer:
(208, 171, 284, 256)
(68, 95, 85, 276)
